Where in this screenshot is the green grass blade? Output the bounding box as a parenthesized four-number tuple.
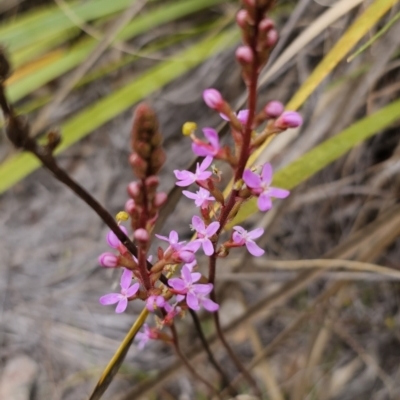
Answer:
(7, 0, 228, 103)
(0, 28, 239, 194)
(227, 98, 400, 228)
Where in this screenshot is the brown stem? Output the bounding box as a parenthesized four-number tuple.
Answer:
(188, 309, 237, 396)
(169, 322, 222, 399)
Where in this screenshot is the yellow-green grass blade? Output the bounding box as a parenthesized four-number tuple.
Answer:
(0, 28, 239, 194)
(7, 0, 228, 103)
(227, 98, 400, 228)
(226, 0, 398, 226)
(0, 0, 137, 53)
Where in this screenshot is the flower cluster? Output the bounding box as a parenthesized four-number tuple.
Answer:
(96, 0, 303, 351)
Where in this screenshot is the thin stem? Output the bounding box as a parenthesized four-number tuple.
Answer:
(188, 309, 237, 396)
(169, 322, 222, 399)
(209, 255, 262, 397)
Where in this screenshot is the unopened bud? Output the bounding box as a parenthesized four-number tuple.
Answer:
(236, 46, 254, 64)
(236, 9, 249, 28)
(127, 181, 141, 198)
(203, 88, 224, 110)
(134, 228, 149, 243)
(264, 101, 284, 118)
(154, 192, 168, 207)
(98, 252, 119, 268)
(266, 29, 278, 47)
(145, 175, 159, 189)
(125, 199, 136, 214)
(259, 18, 274, 32)
(274, 111, 303, 129)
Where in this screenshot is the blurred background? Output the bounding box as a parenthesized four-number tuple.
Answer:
(0, 0, 400, 399)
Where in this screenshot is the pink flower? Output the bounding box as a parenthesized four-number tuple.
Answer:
(99, 268, 139, 313)
(232, 226, 265, 257)
(264, 101, 284, 118)
(174, 156, 213, 187)
(220, 109, 249, 125)
(192, 128, 220, 157)
(136, 324, 157, 350)
(168, 265, 218, 312)
(156, 230, 200, 263)
(146, 295, 166, 312)
(182, 188, 215, 209)
(191, 216, 220, 256)
(243, 163, 290, 211)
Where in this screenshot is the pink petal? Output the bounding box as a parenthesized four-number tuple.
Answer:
(243, 169, 262, 189)
(237, 109, 249, 125)
(193, 283, 213, 295)
(233, 226, 246, 234)
(192, 216, 205, 233)
(191, 272, 202, 283)
(115, 298, 128, 313)
(99, 293, 121, 305)
(205, 221, 220, 237)
(174, 170, 190, 180)
(246, 241, 265, 257)
(269, 187, 290, 199)
(168, 278, 186, 291)
(247, 228, 264, 240)
(155, 234, 169, 242)
(201, 298, 219, 312)
(258, 193, 272, 211)
(186, 292, 200, 310)
(202, 128, 219, 149)
(261, 163, 273, 184)
(232, 231, 244, 245)
(192, 143, 212, 157)
(176, 178, 195, 187)
(185, 241, 201, 253)
(196, 171, 212, 181)
(182, 190, 198, 200)
(200, 156, 213, 171)
(169, 231, 179, 244)
(126, 283, 140, 297)
(120, 268, 133, 290)
(219, 113, 229, 121)
(182, 265, 193, 284)
(202, 239, 214, 256)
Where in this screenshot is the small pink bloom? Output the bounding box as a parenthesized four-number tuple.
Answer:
(99, 268, 139, 313)
(232, 226, 265, 257)
(203, 88, 224, 110)
(182, 188, 215, 209)
(146, 295, 166, 312)
(243, 163, 290, 212)
(168, 265, 218, 312)
(274, 111, 303, 129)
(174, 156, 213, 187)
(156, 231, 200, 263)
(98, 252, 119, 268)
(192, 128, 220, 157)
(136, 324, 158, 350)
(191, 216, 220, 256)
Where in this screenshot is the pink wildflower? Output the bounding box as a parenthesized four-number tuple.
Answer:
(156, 230, 200, 263)
(168, 265, 218, 312)
(191, 216, 220, 256)
(136, 324, 157, 350)
(146, 295, 166, 312)
(99, 268, 139, 313)
(174, 156, 213, 187)
(243, 163, 290, 211)
(182, 187, 215, 209)
(232, 226, 265, 257)
(192, 128, 220, 157)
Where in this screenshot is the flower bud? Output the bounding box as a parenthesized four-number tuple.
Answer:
(127, 181, 141, 198)
(264, 101, 284, 118)
(107, 226, 128, 248)
(258, 18, 274, 33)
(203, 89, 224, 110)
(236, 9, 249, 28)
(274, 111, 303, 129)
(98, 252, 119, 268)
(154, 192, 168, 207)
(236, 46, 254, 64)
(145, 175, 159, 189)
(125, 199, 136, 214)
(134, 228, 149, 243)
(266, 29, 278, 47)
